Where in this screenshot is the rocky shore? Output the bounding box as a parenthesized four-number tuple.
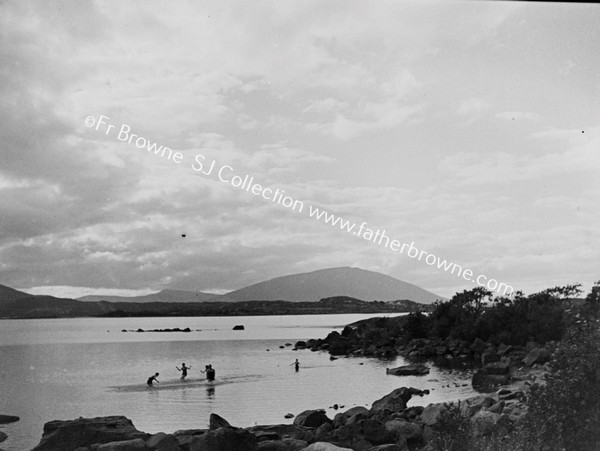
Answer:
(27, 378, 535, 451)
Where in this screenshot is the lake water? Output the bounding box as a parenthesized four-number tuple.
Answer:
(0, 314, 478, 450)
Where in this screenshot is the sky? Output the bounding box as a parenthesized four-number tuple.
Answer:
(1, 0, 599, 299)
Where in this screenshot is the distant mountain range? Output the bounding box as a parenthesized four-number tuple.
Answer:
(76, 267, 443, 304)
(78, 289, 217, 303)
(219, 267, 443, 304)
(0, 267, 444, 318)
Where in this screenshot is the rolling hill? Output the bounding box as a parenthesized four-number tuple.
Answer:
(78, 289, 218, 303)
(220, 267, 444, 304)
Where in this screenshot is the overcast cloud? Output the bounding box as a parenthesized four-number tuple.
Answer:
(1, 1, 599, 298)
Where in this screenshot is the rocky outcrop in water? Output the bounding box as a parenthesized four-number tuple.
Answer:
(386, 364, 429, 376)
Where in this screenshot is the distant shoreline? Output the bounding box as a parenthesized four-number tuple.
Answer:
(0, 296, 434, 320)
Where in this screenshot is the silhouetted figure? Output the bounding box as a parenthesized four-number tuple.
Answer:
(201, 364, 216, 381)
(291, 359, 300, 372)
(176, 363, 191, 380)
(147, 372, 159, 386)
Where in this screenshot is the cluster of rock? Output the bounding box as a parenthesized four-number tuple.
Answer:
(121, 328, 195, 333)
(29, 381, 536, 451)
(297, 327, 554, 392)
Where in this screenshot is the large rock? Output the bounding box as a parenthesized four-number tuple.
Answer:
(523, 348, 551, 366)
(247, 424, 314, 443)
(459, 395, 495, 418)
(419, 403, 447, 426)
(293, 410, 332, 428)
(333, 407, 369, 428)
(0, 431, 7, 443)
(384, 420, 422, 444)
(300, 443, 353, 451)
(209, 414, 232, 430)
(386, 364, 429, 376)
(371, 387, 426, 413)
(95, 438, 147, 450)
(257, 438, 308, 451)
(189, 426, 257, 451)
(333, 419, 395, 447)
(0, 414, 19, 424)
(146, 432, 181, 451)
(32, 416, 148, 451)
(365, 445, 407, 451)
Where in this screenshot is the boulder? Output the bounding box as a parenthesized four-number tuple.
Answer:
(386, 364, 429, 376)
(0, 414, 19, 424)
(293, 410, 332, 428)
(146, 432, 181, 451)
(384, 419, 423, 444)
(333, 418, 395, 446)
(258, 438, 308, 451)
(523, 348, 551, 366)
(459, 395, 495, 418)
(32, 416, 148, 451)
(314, 422, 333, 442)
(481, 350, 500, 365)
(233, 325, 245, 330)
(371, 387, 427, 413)
(0, 431, 7, 443)
(300, 443, 353, 451)
(247, 424, 314, 443)
(419, 403, 447, 426)
(332, 407, 369, 428)
(365, 445, 407, 451)
(172, 430, 205, 450)
(209, 414, 232, 430)
(95, 438, 147, 450)
(294, 341, 307, 349)
(189, 426, 257, 451)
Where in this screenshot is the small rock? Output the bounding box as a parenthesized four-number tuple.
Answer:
(284, 413, 294, 419)
(233, 325, 245, 330)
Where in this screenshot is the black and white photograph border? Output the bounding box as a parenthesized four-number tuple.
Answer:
(0, 1, 599, 450)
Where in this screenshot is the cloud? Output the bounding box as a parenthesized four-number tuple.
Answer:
(496, 111, 540, 121)
(456, 97, 490, 117)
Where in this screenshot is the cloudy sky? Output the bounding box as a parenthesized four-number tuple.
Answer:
(1, 0, 599, 299)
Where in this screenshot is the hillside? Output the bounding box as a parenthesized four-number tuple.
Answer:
(0, 284, 32, 305)
(78, 289, 218, 303)
(222, 267, 444, 304)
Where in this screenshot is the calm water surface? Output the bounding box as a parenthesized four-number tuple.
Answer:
(0, 315, 477, 450)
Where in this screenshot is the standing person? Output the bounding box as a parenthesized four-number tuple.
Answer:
(176, 363, 191, 380)
(291, 359, 300, 372)
(147, 372, 159, 387)
(204, 364, 215, 382)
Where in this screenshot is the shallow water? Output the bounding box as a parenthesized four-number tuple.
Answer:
(0, 315, 478, 450)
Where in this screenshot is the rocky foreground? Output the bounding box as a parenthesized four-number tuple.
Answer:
(28, 378, 534, 451)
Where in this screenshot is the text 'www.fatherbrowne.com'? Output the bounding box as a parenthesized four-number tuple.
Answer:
(306, 206, 514, 296)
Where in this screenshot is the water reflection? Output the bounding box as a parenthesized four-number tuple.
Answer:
(206, 385, 215, 399)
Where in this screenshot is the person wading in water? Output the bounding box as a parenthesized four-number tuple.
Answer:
(147, 372, 159, 387)
(176, 363, 191, 380)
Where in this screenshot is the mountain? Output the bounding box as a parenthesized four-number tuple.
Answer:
(78, 289, 218, 303)
(0, 284, 32, 305)
(221, 267, 444, 304)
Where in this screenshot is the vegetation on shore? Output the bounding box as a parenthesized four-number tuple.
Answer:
(299, 281, 600, 451)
